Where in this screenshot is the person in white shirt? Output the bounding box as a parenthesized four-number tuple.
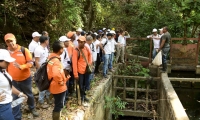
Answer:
(109, 30, 118, 71)
(115, 30, 126, 63)
(29, 32, 41, 58)
(59, 36, 72, 104)
(92, 34, 101, 73)
(34, 36, 51, 109)
(147, 28, 161, 59)
(85, 36, 93, 90)
(74, 28, 82, 47)
(0, 49, 27, 120)
(101, 33, 113, 78)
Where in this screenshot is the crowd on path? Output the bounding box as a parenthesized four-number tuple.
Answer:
(0, 26, 171, 120)
(0, 28, 131, 120)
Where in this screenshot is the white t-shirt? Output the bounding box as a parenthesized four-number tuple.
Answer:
(90, 42, 97, 62)
(147, 34, 161, 48)
(101, 38, 112, 54)
(34, 45, 49, 66)
(111, 38, 117, 52)
(94, 40, 100, 53)
(60, 48, 71, 71)
(0, 70, 13, 104)
(118, 35, 126, 46)
(73, 34, 80, 47)
(29, 40, 40, 53)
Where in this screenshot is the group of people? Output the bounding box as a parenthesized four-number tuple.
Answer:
(147, 26, 171, 72)
(0, 27, 130, 120)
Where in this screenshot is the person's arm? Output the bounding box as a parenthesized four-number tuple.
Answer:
(13, 48, 33, 70)
(158, 35, 166, 51)
(72, 49, 79, 80)
(12, 86, 28, 99)
(34, 57, 40, 69)
(52, 61, 65, 85)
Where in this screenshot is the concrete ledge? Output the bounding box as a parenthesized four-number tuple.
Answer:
(159, 73, 189, 120)
(65, 75, 113, 120)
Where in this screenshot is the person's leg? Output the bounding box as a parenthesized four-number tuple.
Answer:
(108, 52, 114, 69)
(19, 76, 38, 117)
(0, 103, 15, 120)
(121, 46, 125, 63)
(69, 70, 75, 94)
(78, 73, 85, 100)
(85, 73, 91, 91)
(52, 91, 66, 120)
(115, 46, 122, 63)
(95, 53, 100, 73)
(19, 76, 35, 110)
(103, 54, 109, 77)
(38, 90, 46, 104)
(64, 81, 69, 105)
(162, 48, 170, 71)
(152, 48, 157, 60)
(12, 80, 22, 120)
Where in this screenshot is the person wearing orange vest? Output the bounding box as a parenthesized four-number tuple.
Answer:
(72, 36, 92, 103)
(47, 40, 70, 120)
(4, 33, 39, 119)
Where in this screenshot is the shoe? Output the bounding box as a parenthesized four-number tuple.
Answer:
(109, 69, 114, 72)
(31, 109, 39, 117)
(52, 112, 61, 120)
(37, 102, 49, 109)
(84, 97, 90, 102)
(104, 75, 108, 78)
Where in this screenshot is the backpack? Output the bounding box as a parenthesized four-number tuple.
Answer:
(20, 46, 26, 60)
(34, 56, 59, 91)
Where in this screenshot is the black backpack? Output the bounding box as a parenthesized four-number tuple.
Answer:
(34, 56, 59, 91)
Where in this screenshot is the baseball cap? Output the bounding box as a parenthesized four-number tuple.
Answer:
(107, 29, 111, 32)
(152, 28, 157, 32)
(4, 33, 16, 41)
(98, 30, 103, 33)
(67, 31, 75, 38)
(32, 32, 41, 37)
(76, 28, 82, 32)
(59, 36, 71, 42)
(103, 28, 106, 30)
(0, 49, 15, 62)
(159, 28, 163, 31)
(78, 36, 86, 42)
(107, 33, 113, 37)
(110, 30, 116, 34)
(94, 32, 98, 35)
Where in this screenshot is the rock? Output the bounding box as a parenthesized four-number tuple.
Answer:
(32, 87, 39, 95)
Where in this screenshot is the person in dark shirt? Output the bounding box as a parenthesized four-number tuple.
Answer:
(158, 26, 171, 72)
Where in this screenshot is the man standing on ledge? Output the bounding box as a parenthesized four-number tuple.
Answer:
(158, 26, 171, 72)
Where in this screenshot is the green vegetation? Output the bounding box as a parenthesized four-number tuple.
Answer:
(1, 0, 200, 46)
(104, 96, 127, 119)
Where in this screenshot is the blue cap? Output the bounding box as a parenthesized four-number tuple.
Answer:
(98, 30, 103, 33)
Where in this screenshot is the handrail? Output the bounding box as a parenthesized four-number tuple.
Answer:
(126, 37, 199, 40)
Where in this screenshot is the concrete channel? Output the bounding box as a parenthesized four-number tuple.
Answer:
(65, 64, 190, 120)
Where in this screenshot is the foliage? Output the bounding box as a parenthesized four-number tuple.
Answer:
(120, 60, 150, 77)
(104, 96, 127, 119)
(1, 0, 200, 46)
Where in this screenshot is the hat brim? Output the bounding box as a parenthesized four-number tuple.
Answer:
(77, 39, 86, 42)
(60, 39, 71, 42)
(5, 37, 15, 41)
(4, 57, 15, 62)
